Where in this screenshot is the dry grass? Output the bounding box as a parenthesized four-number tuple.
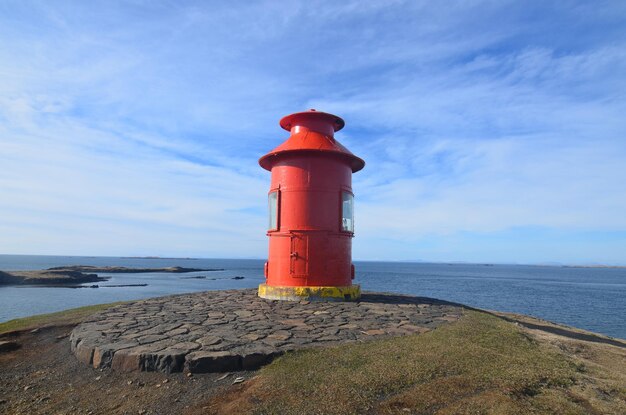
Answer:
(0, 302, 122, 335)
(208, 310, 626, 415)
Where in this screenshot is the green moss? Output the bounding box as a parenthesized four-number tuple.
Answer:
(0, 302, 123, 334)
(246, 311, 584, 415)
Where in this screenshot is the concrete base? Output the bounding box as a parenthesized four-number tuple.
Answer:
(258, 283, 361, 302)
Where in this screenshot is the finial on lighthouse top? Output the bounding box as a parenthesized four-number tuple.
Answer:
(279, 109, 345, 137)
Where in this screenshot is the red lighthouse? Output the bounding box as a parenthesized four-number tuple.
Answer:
(258, 110, 364, 301)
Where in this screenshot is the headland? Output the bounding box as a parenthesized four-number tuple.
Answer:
(0, 265, 224, 287)
(1, 289, 624, 414)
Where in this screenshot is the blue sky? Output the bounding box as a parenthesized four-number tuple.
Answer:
(1, 1, 625, 264)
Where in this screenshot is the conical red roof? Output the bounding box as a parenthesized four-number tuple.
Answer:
(259, 110, 365, 172)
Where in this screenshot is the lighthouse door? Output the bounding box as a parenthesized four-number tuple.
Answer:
(289, 234, 308, 277)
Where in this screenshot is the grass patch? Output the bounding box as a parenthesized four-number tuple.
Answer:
(217, 311, 616, 415)
(0, 302, 123, 334)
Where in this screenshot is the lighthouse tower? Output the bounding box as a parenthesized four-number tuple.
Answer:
(258, 109, 365, 301)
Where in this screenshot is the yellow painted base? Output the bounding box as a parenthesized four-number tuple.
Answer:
(258, 283, 361, 302)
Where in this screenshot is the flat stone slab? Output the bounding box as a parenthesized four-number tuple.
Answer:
(70, 289, 464, 373)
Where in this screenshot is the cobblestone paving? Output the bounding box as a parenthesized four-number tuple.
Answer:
(70, 289, 464, 374)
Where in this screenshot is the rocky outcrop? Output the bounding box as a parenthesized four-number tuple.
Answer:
(0, 265, 224, 286)
(47, 266, 223, 273)
(0, 270, 106, 286)
(70, 289, 464, 374)
(0, 271, 22, 285)
(0, 340, 21, 353)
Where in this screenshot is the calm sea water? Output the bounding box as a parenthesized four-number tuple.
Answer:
(1, 255, 624, 340)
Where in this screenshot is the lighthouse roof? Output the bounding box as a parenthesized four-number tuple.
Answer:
(259, 110, 365, 172)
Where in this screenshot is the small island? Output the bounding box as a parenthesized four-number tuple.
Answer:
(46, 265, 223, 274)
(0, 265, 224, 286)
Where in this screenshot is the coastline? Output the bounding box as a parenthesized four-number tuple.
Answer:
(1, 257, 624, 340)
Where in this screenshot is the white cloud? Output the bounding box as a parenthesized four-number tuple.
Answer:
(0, 1, 625, 262)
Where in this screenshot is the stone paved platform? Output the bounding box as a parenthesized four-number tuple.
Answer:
(70, 289, 464, 374)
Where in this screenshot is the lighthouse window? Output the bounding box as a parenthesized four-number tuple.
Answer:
(341, 191, 354, 232)
(268, 191, 279, 230)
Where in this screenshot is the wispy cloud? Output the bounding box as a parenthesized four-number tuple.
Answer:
(0, 1, 625, 263)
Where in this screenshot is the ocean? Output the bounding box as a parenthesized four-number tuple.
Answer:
(1, 255, 624, 340)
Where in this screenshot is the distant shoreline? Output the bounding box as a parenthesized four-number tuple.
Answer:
(1, 254, 625, 268)
(120, 256, 199, 260)
(561, 265, 626, 269)
(0, 265, 223, 287)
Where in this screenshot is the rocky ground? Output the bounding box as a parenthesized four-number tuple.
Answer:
(0, 325, 247, 415)
(69, 289, 463, 374)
